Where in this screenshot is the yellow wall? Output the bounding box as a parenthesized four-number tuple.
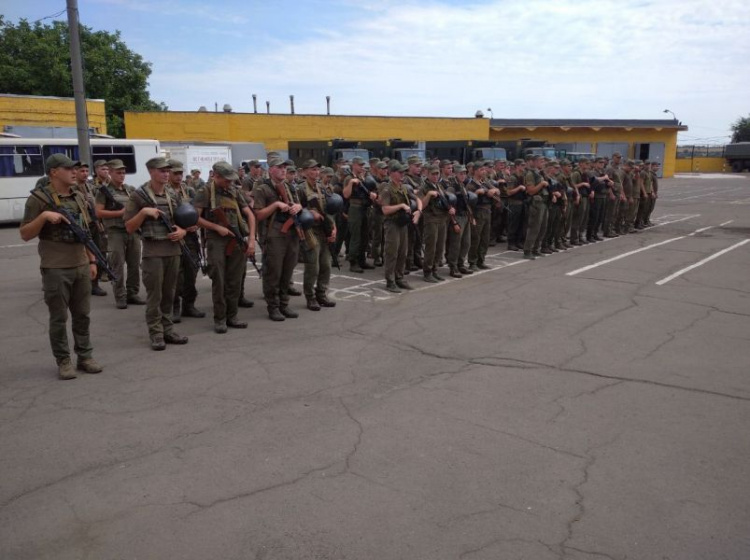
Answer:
(0, 94, 107, 134)
(125, 112, 487, 151)
(675, 157, 728, 173)
(490, 126, 680, 177)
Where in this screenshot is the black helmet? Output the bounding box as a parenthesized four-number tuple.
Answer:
(363, 175, 379, 192)
(467, 191, 479, 208)
(173, 202, 199, 228)
(324, 192, 345, 215)
(297, 208, 316, 230)
(445, 192, 457, 208)
(409, 198, 418, 213)
(438, 191, 457, 210)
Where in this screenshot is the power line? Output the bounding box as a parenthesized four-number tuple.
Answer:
(31, 8, 67, 24)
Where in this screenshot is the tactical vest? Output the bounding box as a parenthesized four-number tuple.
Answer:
(641, 171, 653, 194)
(386, 181, 410, 224)
(102, 183, 134, 229)
(207, 182, 248, 235)
(423, 180, 448, 217)
(35, 183, 92, 243)
(525, 169, 549, 199)
(137, 184, 177, 241)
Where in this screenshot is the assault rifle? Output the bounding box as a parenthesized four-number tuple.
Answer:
(98, 184, 124, 210)
(134, 188, 201, 272)
(211, 207, 262, 276)
(31, 188, 118, 281)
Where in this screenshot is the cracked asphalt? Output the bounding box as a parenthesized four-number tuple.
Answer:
(1, 174, 749, 560)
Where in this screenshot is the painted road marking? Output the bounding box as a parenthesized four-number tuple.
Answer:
(655, 239, 750, 286)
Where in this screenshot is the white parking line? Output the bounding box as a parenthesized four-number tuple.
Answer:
(566, 216, 705, 277)
(655, 239, 750, 285)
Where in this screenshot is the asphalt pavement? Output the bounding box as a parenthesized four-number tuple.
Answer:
(1, 173, 749, 560)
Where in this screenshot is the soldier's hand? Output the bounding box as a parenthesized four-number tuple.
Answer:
(216, 225, 231, 237)
(277, 201, 290, 213)
(89, 262, 97, 280)
(44, 211, 69, 225)
(142, 207, 161, 219)
(245, 242, 255, 257)
(519, 185, 526, 192)
(369, 191, 378, 201)
(411, 210, 421, 225)
(187, 225, 199, 233)
(609, 193, 616, 201)
(402, 203, 411, 213)
(289, 203, 302, 215)
(169, 226, 186, 242)
(589, 192, 595, 200)
(448, 207, 456, 216)
(620, 195, 627, 202)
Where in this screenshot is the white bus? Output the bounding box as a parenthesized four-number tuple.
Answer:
(0, 138, 160, 223)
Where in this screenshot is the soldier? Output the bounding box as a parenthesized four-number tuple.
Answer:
(252, 157, 302, 321)
(467, 162, 499, 269)
(193, 161, 256, 333)
(369, 161, 388, 267)
(604, 152, 627, 237)
(342, 156, 377, 273)
(541, 161, 565, 254)
(20, 154, 103, 379)
(505, 159, 527, 251)
(402, 156, 426, 272)
(237, 160, 264, 309)
(379, 160, 422, 293)
(419, 164, 452, 282)
(586, 157, 614, 242)
(617, 159, 636, 234)
(629, 160, 645, 231)
(298, 159, 337, 311)
(636, 160, 654, 228)
(166, 159, 206, 321)
(558, 159, 575, 248)
(522, 155, 550, 259)
(569, 158, 591, 245)
(124, 158, 189, 350)
(94, 158, 144, 309)
(491, 159, 510, 244)
(445, 165, 473, 277)
(75, 161, 108, 297)
(189, 169, 205, 190)
(646, 161, 660, 226)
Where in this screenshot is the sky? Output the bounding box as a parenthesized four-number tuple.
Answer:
(3, 0, 749, 144)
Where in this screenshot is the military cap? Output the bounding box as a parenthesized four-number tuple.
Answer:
(559, 159, 572, 166)
(427, 164, 440, 173)
(266, 151, 281, 158)
(166, 159, 183, 171)
(483, 161, 493, 168)
(382, 157, 391, 163)
(46, 153, 76, 171)
(73, 160, 89, 168)
(644, 159, 652, 165)
(321, 167, 335, 176)
(625, 159, 635, 166)
(388, 160, 408, 173)
(267, 157, 285, 167)
(466, 162, 476, 169)
(369, 157, 381, 164)
(578, 157, 590, 164)
(301, 159, 321, 169)
(286, 165, 297, 173)
(191, 168, 201, 174)
(212, 160, 239, 181)
(595, 157, 606, 163)
(440, 159, 452, 167)
(351, 156, 366, 165)
(93, 159, 109, 168)
(108, 159, 127, 170)
(453, 164, 467, 173)
(634, 159, 643, 165)
(376, 161, 388, 169)
(406, 155, 423, 166)
(247, 159, 261, 167)
(282, 159, 295, 167)
(514, 158, 525, 166)
(146, 157, 171, 170)
(612, 152, 622, 158)
(652, 161, 661, 166)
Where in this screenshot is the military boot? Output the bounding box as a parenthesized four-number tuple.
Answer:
(58, 358, 77, 380)
(77, 358, 103, 374)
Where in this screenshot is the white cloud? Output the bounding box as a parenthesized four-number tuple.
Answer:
(142, 0, 750, 141)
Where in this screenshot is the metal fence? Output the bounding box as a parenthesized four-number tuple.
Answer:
(676, 145, 726, 159)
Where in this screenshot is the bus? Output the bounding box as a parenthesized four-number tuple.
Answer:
(0, 138, 160, 223)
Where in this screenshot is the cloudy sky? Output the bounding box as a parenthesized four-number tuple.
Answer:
(4, 0, 750, 143)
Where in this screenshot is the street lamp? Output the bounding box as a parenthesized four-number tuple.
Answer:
(663, 109, 677, 121)
(487, 107, 494, 119)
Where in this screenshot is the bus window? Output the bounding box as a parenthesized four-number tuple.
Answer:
(92, 145, 136, 173)
(43, 145, 79, 162)
(0, 145, 44, 177)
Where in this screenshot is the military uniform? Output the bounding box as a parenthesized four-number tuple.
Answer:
(604, 160, 625, 236)
(123, 158, 187, 349)
(194, 171, 252, 331)
(542, 169, 565, 253)
(628, 164, 643, 231)
(445, 168, 473, 276)
(95, 160, 142, 307)
(21, 154, 102, 379)
(75, 173, 108, 296)
(646, 165, 659, 225)
(636, 165, 654, 228)
(402, 165, 425, 270)
(505, 166, 527, 250)
(523, 165, 549, 258)
(380, 164, 419, 292)
(343, 157, 374, 272)
(420, 169, 449, 281)
(467, 175, 492, 269)
(252, 160, 301, 320)
(569, 166, 590, 245)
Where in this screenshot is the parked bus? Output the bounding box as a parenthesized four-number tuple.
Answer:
(0, 138, 160, 223)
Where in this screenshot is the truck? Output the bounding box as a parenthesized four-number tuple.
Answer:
(492, 139, 556, 161)
(160, 143, 233, 178)
(288, 139, 369, 167)
(425, 140, 507, 164)
(725, 142, 750, 172)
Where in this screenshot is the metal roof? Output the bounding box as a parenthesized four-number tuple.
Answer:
(490, 118, 687, 130)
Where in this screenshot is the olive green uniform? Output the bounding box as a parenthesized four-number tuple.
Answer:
(467, 178, 492, 267)
(445, 177, 472, 271)
(403, 173, 425, 268)
(523, 169, 549, 254)
(628, 170, 642, 230)
(637, 170, 653, 227)
(22, 182, 94, 365)
(300, 180, 335, 302)
(123, 184, 182, 340)
(171, 181, 202, 313)
(646, 170, 659, 224)
(380, 180, 414, 283)
(569, 169, 590, 244)
(617, 170, 634, 233)
(344, 173, 370, 267)
(252, 179, 300, 313)
(420, 179, 449, 275)
(95, 182, 141, 304)
(604, 163, 625, 236)
(194, 182, 249, 324)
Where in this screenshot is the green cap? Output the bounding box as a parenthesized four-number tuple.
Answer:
(108, 159, 127, 170)
(213, 160, 239, 181)
(301, 159, 321, 169)
(165, 159, 183, 171)
(268, 157, 285, 167)
(559, 159, 572, 166)
(406, 155, 423, 166)
(388, 160, 408, 173)
(375, 161, 388, 169)
(351, 156, 367, 165)
(321, 167, 334, 176)
(427, 164, 440, 173)
(146, 157, 171, 170)
(46, 153, 76, 171)
(453, 164, 467, 173)
(73, 160, 89, 168)
(93, 159, 109, 168)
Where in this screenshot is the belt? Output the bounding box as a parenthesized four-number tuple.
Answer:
(348, 199, 367, 206)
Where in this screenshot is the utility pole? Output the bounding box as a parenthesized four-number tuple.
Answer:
(66, 0, 91, 165)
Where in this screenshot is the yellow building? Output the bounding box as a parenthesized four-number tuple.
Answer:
(0, 94, 107, 135)
(124, 111, 686, 177)
(490, 119, 687, 177)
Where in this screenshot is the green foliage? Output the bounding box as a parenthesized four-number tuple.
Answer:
(0, 15, 165, 137)
(730, 116, 750, 143)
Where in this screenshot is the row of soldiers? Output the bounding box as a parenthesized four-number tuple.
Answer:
(20, 149, 660, 379)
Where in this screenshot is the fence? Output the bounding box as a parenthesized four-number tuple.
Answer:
(675, 145, 728, 173)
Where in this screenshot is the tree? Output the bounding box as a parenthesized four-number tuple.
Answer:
(0, 16, 165, 137)
(731, 116, 750, 143)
